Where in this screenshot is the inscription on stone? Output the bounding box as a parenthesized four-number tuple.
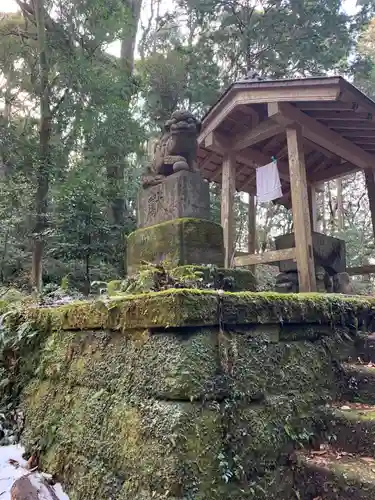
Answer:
(138, 170, 210, 228)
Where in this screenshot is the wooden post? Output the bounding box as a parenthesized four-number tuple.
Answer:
(365, 169, 375, 242)
(221, 153, 236, 268)
(286, 124, 316, 292)
(247, 194, 256, 274)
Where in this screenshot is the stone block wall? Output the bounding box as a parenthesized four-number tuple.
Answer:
(11, 292, 375, 499)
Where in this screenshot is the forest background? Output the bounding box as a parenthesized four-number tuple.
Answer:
(1, 0, 375, 294)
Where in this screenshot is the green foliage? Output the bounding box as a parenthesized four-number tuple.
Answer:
(0, 1, 144, 290)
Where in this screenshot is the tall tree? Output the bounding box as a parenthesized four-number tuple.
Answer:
(31, 0, 51, 292)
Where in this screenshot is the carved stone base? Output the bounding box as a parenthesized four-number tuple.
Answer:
(137, 170, 210, 229)
(275, 232, 346, 275)
(275, 268, 353, 294)
(127, 218, 224, 275)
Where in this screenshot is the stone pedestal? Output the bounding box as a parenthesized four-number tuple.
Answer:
(128, 170, 224, 275)
(127, 218, 224, 275)
(137, 170, 210, 228)
(274, 232, 351, 294)
(275, 232, 346, 275)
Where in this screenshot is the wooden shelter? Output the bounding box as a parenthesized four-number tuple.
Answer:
(197, 76, 375, 292)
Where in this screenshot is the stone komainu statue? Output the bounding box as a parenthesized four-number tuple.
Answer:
(142, 110, 202, 188)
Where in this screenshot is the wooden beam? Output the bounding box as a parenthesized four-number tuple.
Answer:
(342, 131, 375, 138)
(354, 138, 375, 145)
(365, 168, 375, 243)
(329, 122, 375, 130)
(234, 247, 296, 267)
(231, 118, 283, 151)
(205, 131, 290, 182)
(306, 111, 373, 121)
(309, 161, 359, 184)
(205, 131, 229, 152)
(199, 152, 215, 170)
(221, 153, 236, 268)
(237, 104, 259, 126)
(347, 265, 375, 276)
(269, 102, 375, 170)
(286, 124, 316, 292)
(199, 82, 340, 145)
(296, 101, 357, 111)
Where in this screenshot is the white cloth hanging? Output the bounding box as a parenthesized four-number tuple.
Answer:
(256, 160, 282, 203)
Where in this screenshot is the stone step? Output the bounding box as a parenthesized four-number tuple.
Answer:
(339, 362, 375, 404)
(323, 402, 375, 457)
(294, 446, 375, 499)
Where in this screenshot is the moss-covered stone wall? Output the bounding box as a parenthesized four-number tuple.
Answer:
(14, 291, 375, 499)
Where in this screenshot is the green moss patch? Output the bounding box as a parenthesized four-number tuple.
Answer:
(107, 280, 122, 296)
(22, 382, 228, 499)
(228, 394, 318, 475)
(219, 333, 337, 400)
(36, 327, 221, 401)
(23, 290, 375, 332)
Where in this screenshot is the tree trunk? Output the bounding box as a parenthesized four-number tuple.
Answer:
(120, 0, 143, 73)
(107, 0, 142, 276)
(336, 178, 344, 231)
(322, 185, 327, 233)
(0, 229, 9, 283)
(31, 0, 51, 293)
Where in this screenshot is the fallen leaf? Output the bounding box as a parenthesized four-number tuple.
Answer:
(8, 459, 19, 468)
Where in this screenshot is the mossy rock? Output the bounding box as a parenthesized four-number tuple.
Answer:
(22, 381, 228, 499)
(36, 327, 222, 400)
(170, 265, 256, 292)
(228, 394, 319, 475)
(127, 218, 224, 275)
(219, 332, 338, 401)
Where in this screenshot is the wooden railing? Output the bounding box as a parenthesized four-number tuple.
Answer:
(234, 248, 296, 267)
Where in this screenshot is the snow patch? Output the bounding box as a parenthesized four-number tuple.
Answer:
(0, 444, 69, 499)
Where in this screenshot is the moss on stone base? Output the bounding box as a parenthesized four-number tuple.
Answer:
(25, 290, 375, 332)
(22, 381, 227, 499)
(36, 327, 221, 400)
(219, 332, 341, 401)
(228, 394, 319, 477)
(127, 218, 224, 275)
(171, 265, 256, 292)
